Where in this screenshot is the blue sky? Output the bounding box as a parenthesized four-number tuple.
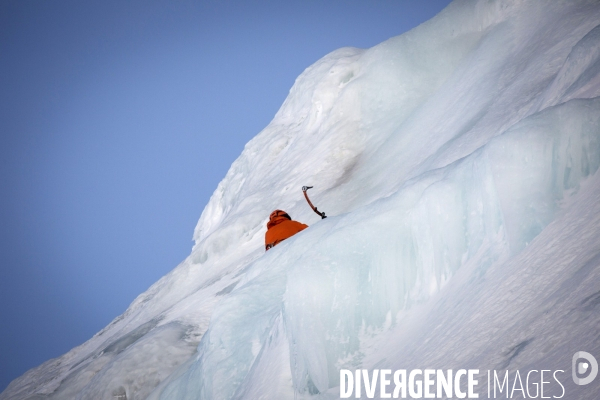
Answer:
(0, 0, 451, 391)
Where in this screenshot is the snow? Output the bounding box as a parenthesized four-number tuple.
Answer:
(3, 0, 600, 399)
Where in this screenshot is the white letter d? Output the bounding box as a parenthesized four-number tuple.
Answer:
(341, 370, 354, 398)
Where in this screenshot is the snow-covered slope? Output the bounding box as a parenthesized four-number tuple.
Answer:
(3, 0, 600, 399)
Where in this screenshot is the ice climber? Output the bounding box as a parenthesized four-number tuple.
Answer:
(265, 210, 308, 251)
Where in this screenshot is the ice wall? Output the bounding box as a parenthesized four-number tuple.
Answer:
(157, 98, 600, 400)
(153, 0, 600, 398)
(3, 1, 600, 399)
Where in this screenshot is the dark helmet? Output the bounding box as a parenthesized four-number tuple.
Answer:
(269, 209, 291, 221)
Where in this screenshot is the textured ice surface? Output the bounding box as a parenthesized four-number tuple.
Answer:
(3, 1, 600, 399)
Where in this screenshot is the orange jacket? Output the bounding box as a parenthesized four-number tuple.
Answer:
(265, 210, 308, 250)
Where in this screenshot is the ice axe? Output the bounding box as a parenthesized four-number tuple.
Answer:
(302, 186, 327, 219)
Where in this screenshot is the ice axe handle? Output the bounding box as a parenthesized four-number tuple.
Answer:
(302, 186, 326, 219)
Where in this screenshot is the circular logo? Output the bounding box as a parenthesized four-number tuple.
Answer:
(572, 351, 598, 385)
